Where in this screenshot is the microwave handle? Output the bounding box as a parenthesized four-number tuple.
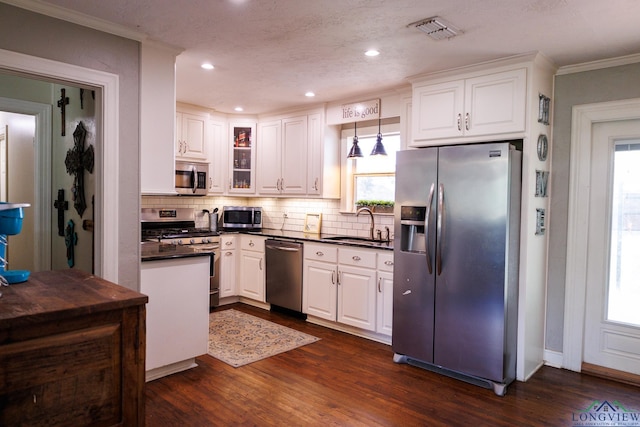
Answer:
(190, 165, 197, 194)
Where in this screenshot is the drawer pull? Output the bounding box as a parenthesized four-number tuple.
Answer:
(385, 260, 393, 266)
(249, 241, 255, 247)
(316, 251, 324, 257)
(352, 255, 361, 261)
(225, 241, 233, 246)
(225, 251, 233, 256)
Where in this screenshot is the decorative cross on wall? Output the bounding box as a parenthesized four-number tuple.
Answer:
(53, 189, 68, 237)
(57, 88, 69, 136)
(65, 121, 94, 217)
(65, 219, 77, 268)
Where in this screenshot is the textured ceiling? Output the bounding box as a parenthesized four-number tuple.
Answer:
(13, 0, 640, 114)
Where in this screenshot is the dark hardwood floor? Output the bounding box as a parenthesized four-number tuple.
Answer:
(145, 303, 640, 426)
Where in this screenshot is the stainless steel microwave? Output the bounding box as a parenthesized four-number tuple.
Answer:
(175, 161, 208, 196)
(222, 206, 262, 230)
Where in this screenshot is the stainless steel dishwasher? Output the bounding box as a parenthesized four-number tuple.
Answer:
(265, 239, 303, 313)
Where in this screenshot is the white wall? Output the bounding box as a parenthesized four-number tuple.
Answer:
(0, 111, 35, 271)
(0, 3, 140, 289)
(547, 61, 640, 352)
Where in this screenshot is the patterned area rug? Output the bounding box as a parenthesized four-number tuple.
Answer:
(207, 309, 320, 367)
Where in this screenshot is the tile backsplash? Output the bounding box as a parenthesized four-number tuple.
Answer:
(141, 196, 394, 239)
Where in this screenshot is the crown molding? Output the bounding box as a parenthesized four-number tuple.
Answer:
(2, 0, 142, 42)
(556, 53, 640, 75)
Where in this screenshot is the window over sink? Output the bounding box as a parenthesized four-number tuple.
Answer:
(340, 118, 400, 213)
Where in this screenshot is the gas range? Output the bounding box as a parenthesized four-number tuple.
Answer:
(141, 208, 220, 246)
(142, 207, 221, 308)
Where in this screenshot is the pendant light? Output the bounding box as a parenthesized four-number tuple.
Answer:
(347, 121, 363, 158)
(370, 118, 387, 156)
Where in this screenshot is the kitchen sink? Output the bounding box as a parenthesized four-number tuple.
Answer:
(323, 236, 376, 243)
(322, 236, 391, 247)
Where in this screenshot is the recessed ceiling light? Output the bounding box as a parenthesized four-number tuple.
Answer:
(305, 91, 315, 97)
(234, 106, 244, 112)
(365, 50, 380, 57)
(201, 63, 214, 70)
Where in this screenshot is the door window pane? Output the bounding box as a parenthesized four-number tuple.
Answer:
(607, 142, 640, 326)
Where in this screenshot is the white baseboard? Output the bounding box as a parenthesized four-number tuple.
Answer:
(543, 349, 564, 369)
(146, 358, 198, 382)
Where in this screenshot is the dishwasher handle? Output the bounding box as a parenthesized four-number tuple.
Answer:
(271, 246, 300, 252)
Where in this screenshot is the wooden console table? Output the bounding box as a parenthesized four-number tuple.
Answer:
(0, 269, 148, 426)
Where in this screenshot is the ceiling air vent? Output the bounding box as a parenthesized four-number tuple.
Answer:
(409, 16, 460, 40)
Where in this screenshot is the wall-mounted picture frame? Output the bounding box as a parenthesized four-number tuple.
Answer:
(537, 134, 548, 161)
(304, 213, 322, 234)
(535, 170, 549, 197)
(538, 93, 550, 125)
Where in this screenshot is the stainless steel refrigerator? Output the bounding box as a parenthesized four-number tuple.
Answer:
(392, 142, 521, 396)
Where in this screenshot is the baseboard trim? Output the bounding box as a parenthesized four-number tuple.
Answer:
(543, 349, 564, 369)
(582, 362, 640, 387)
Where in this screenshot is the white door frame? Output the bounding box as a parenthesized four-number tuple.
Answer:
(0, 98, 51, 272)
(563, 97, 640, 371)
(0, 48, 119, 283)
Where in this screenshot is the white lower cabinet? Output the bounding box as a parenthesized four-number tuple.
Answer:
(219, 235, 237, 298)
(303, 243, 392, 337)
(376, 252, 394, 336)
(140, 256, 210, 379)
(238, 235, 266, 301)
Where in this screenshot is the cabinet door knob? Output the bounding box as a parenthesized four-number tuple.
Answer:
(465, 112, 470, 131)
(457, 114, 462, 131)
(378, 277, 382, 293)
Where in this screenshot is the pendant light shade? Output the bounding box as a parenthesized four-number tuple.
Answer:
(347, 122, 363, 158)
(370, 119, 387, 156)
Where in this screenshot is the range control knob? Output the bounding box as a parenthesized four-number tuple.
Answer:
(177, 239, 183, 245)
(190, 238, 196, 244)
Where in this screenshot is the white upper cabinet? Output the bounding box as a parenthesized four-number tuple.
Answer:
(306, 112, 340, 198)
(257, 115, 308, 195)
(176, 109, 209, 161)
(411, 68, 526, 144)
(229, 122, 256, 194)
(256, 120, 282, 194)
(140, 43, 178, 195)
(208, 118, 227, 194)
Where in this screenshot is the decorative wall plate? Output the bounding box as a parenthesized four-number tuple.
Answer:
(537, 134, 548, 161)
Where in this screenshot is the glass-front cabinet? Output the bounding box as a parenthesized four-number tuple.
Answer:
(229, 123, 256, 193)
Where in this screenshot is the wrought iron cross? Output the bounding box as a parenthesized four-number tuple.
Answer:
(57, 88, 69, 136)
(65, 121, 94, 217)
(53, 189, 68, 237)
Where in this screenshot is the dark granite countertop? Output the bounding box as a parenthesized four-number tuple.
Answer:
(240, 228, 394, 251)
(141, 241, 213, 261)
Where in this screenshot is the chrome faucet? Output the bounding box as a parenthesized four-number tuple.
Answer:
(356, 207, 375, 240)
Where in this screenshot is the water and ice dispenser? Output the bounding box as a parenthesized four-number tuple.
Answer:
(399, 205, 427, 253)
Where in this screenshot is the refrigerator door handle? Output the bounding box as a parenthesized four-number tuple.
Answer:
(425, 182, 435, 274)
(436, 183, 445, 276)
